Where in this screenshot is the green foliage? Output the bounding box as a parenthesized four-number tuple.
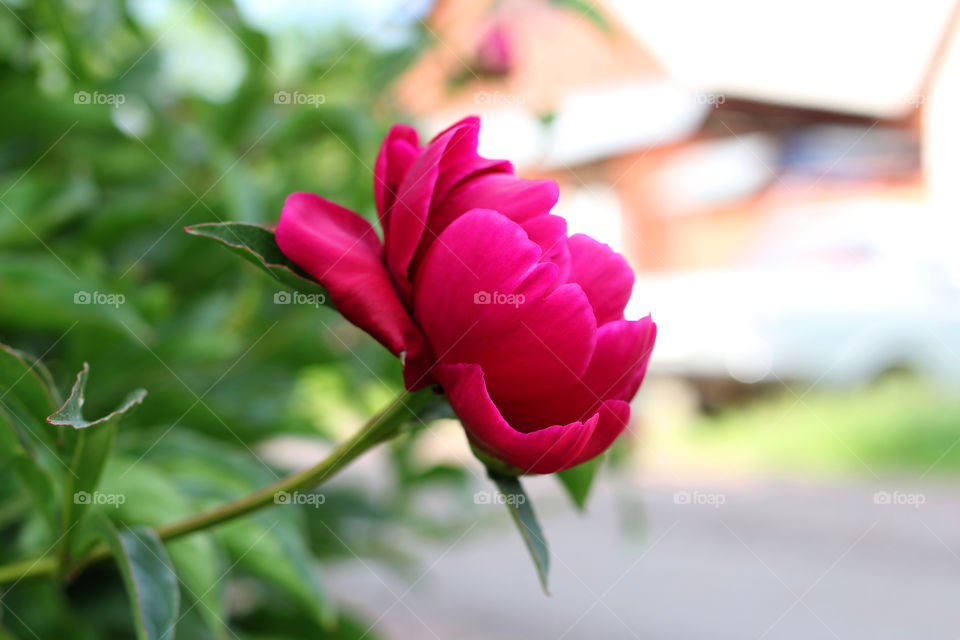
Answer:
(488, 470, 550, 593)
(184, 222, 328, 297)
(91, 515, 180, 640)
(556, 455, 601, 510)
(0, 344, 60, 532)
(0, 2, 577, 635)
(0, 0, 462, 636)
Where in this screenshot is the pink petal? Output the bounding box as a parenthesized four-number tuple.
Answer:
(496, 316, 656, 432)
(276, 192, 432, 385)
(413, 209, 596, 403)
(430, 116, 512, 198)
(409, 176, 561, 276)
(435, 173, 559, 225)
(568, 400, 632, 466)
(519, 213, 571, 281)
(566, 234, 635, 325)
(433, 362, 597, 474)
(382, 127, 457, 304)
(580, 316, 657, 405)
(384, 118, 513, 303)
(374, 124, 420, 229)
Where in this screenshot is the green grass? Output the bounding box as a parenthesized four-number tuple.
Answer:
(652, 376, 960, 477)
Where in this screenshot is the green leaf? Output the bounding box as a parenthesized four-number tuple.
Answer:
(48, 363, 146, 569)
(487, 470, 550, 593)
(136, 431, 334, 630)
(0, 344, 60, 532)
(184, 222, 328, 297)
(0, 621, 18, 640)
(98, 456, 227, 638)
(0, 343, 57, 419)
(218, 511, 334, 630)
(0, 257, 153, 340)
(166, 534, 227, 639)
(47, 363, 147, 430)
(92, 513, 179, 640)
(556, 456, 601, 511)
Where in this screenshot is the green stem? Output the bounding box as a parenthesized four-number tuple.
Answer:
(56, 429, 85, 579)
(0, 555, 57, 585)
(0, 388, 436, 586)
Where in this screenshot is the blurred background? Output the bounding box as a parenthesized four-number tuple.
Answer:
(1, 0, 959, 638)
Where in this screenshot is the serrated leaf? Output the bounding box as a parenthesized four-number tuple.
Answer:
(556, 456, 601, 511)
(92, 513, 179, 640)
(48, 363, 146, 571)
(184, 222, 328, 297)
(488, 470, 550, 593)
(47, 362, 146, 430)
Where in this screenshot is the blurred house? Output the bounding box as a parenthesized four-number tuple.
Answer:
(392, 0, 960, 388)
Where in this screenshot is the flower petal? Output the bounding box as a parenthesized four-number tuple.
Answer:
(409, 176, 561, 276)
(495, 316, 656, 432)
(519, 213, 571, 280)
(374, 124, 420, 229)
(384, 118, 511, 303)
(414, 209, 596, 403)
(434, 362, 597, 474)
(568, 400, 632, 466)
(429, 116, 512, 198)
(566, 234, 635, 325)
(436, 173, 559, 225)
(276, 192, 432, 385)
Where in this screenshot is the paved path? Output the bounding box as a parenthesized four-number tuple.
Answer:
(326, 472, 960, 639)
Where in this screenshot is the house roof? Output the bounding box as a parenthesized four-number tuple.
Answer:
(606, 0, 959, 119)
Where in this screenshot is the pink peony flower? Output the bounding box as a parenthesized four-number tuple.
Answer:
(276, 117, 656, 474)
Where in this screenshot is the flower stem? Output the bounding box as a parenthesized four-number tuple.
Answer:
(0, 388, 437, 586)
